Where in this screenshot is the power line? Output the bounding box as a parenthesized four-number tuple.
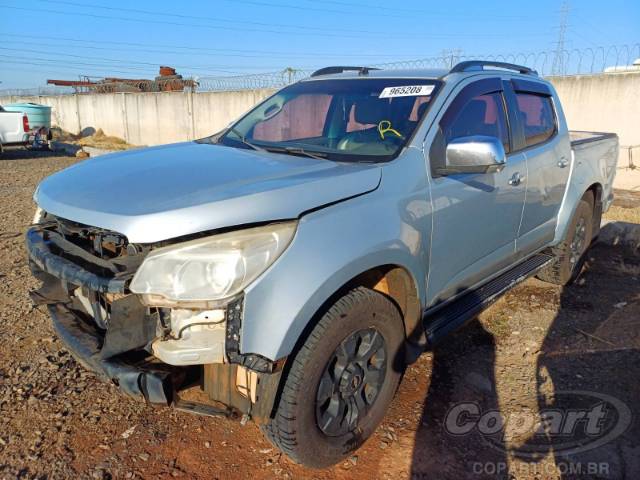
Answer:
(572, 12, 616, 46)
(0, 32, 352, 57)
(4, 43, 640, 92)
(0, 59, 190, 77)
(569, 27, 598, 48)
(44, 0, 539, 21)
(292, 0, 538, 21)
(0, 47, 316, 72)
(0, 4, 550, 40)
(33, 0, 394, 36)
(219, 0, 535, 20)
(197, 0, 433, 19)
(0, 54, 248, 75)
(0, 4, 397, 39)
(0, 37, 427, 61)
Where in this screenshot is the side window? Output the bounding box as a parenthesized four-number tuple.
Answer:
(514, 93, 556, 147)
(252, 94, 332, 142)
(442, 92, 510, 153)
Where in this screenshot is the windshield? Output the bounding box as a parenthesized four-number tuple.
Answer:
(218, 78, 440, 162)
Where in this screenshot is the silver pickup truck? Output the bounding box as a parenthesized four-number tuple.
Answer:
(26, 61, 618, 468)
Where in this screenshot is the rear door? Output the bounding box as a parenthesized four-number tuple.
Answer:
(425, 77, 527, 306)
(506, 79, 571, 255)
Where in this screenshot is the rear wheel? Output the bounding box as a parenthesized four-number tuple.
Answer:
(537, 192, 594, 285)
(261, 287, 405, 468)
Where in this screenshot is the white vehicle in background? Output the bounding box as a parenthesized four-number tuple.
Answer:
(0, 105, 30, 154)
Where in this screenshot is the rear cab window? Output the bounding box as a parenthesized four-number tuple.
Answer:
(509, 78, 558, 150)
(515, 93, 557, 147)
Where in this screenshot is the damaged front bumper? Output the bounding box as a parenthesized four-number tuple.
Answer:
(47, 302, 186, 404)
(25, 222, 282, 421)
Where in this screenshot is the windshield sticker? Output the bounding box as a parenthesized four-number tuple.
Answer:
(379, 85, 435, 98)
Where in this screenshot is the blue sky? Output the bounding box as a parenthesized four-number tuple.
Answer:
(0, 0, 638, 89)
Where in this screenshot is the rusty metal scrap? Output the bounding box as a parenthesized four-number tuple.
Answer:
(47, 66, 198, 94)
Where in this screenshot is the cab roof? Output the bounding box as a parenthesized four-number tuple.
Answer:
(300, 68, 450, 82)
(302, 61, 538, 82)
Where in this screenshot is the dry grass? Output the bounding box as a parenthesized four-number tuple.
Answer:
(50, 126, 79, 143)
(51, 127, 134, 151)
(603, 205, 640, 224)
(77, 129, 132, 151)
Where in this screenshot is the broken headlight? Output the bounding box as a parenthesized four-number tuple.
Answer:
(129, 222, 297, 308)
(32, 207, 44, 224)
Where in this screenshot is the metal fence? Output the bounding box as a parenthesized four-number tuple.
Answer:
(197, 68, 310, 92)
(0, 85, 77, 97)
(373, 44, 640, 76)
(197, 43, 640, 91)
(2, 44, 638, 96)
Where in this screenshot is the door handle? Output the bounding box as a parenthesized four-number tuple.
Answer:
(557, 157, 569, 168)
(508, 172, 524, 186)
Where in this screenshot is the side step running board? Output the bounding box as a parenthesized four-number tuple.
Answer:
(424, 253, 553, 347)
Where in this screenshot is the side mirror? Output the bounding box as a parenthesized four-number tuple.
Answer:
(439, 135, 506, 175)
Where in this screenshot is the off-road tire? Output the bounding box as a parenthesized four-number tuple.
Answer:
(537, 192, 594, 285)
(261, 287, 405, 468)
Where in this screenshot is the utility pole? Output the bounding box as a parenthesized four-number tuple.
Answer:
(552, 1, 570, 76)
(441, 49, 463, 69)
(284, 67, 295, 85)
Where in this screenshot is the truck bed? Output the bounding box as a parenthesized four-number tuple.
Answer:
(569, 130, 617, 147)
(568, 130, 619, 214)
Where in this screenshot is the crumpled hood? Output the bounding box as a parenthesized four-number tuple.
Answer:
(35, 142, 381, 243)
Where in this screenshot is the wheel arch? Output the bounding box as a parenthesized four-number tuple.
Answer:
(258, 263, 423, 423)
(280, 263, 424, 363)
(346, 265, 424, 350)
(554, 180, 603, 245)
(585, 182, 603, 238)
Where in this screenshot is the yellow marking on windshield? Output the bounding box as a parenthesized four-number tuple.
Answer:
(378, 120, 403, 140)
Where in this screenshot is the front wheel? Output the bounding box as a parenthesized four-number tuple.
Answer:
(537, 192, 595, 285)
(261, 287, 405, 468)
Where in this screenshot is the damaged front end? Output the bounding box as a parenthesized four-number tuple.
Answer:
(26, 215, 285, 422)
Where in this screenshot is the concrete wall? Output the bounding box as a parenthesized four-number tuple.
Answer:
(549, 73, 640, 168)
(0, 89, 276, 146)
(1, 73, 638, 163)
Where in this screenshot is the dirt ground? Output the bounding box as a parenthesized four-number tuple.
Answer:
(1, 150, 639, 479)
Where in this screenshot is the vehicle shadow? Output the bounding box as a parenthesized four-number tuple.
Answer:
(407, 243, 640, 479)
(409, 318, 511, 479)
(514, 243, 640, 478)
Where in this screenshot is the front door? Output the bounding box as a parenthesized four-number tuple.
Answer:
(426, 78, 527, 306)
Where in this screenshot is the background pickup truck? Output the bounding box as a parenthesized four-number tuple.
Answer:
(0, 105, 30, 153)
(26, 61, 618, 468)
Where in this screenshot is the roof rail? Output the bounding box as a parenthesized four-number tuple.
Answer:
(450, 60, 537, 76)
(310, 66, 380, 77)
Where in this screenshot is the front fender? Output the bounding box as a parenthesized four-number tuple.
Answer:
(241, 151, 432, 361)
